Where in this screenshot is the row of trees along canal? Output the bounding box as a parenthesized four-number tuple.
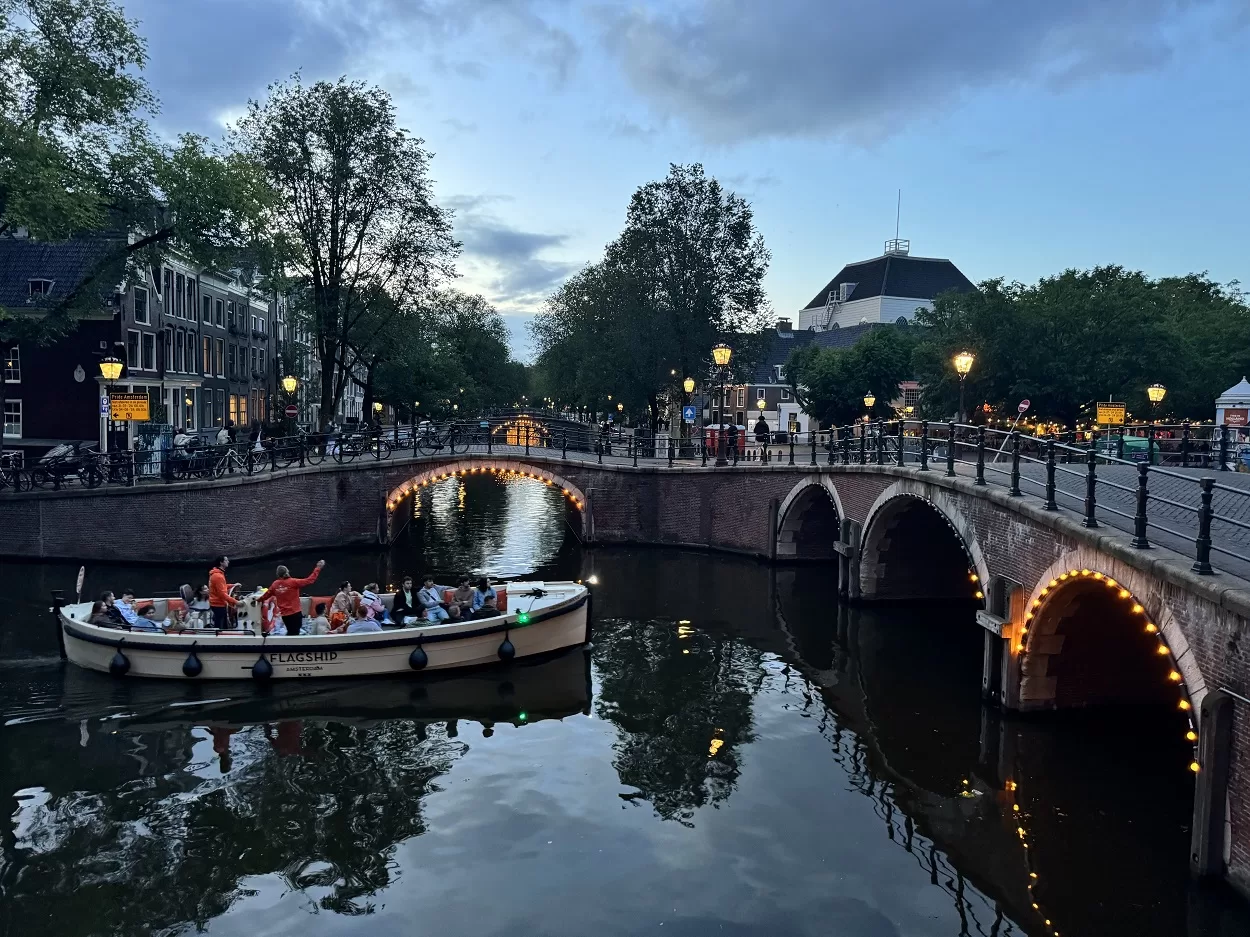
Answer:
(0, 0, 527, 442)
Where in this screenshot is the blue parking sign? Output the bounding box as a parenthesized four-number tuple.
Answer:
(682, 405, 696, 423)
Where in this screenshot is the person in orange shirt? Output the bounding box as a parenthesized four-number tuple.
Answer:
(208, 555, 238, 630)
(267, 560, 325, 636)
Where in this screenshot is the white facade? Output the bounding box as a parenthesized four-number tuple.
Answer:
(797, 294, 934, 331)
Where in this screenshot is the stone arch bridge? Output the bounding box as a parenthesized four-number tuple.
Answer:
(5, 450, 1250, 895)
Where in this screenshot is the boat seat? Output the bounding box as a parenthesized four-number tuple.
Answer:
(151, 598, 187, 618)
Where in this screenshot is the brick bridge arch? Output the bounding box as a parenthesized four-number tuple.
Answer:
(776, 477, 844, 561)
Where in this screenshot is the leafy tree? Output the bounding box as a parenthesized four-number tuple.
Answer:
(532, 163, 771, 427)
(912, 267, 1250, 425)
(786, 326, 917, 426)
(233, 76, 459, 429)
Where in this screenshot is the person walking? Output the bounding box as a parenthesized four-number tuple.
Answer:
(208, 555, 238, 630)
(267, 560, 325, 636)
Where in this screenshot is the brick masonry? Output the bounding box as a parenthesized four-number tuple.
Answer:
(5, 455, 1250, 892)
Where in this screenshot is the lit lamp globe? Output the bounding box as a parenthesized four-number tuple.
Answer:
(99, 356, 123, 381)
(281, 375, 297, 394)
(711, 343, 733, 367)
(953, 351, 975, 378)
(683, 377, 695, 394)
(863, 392, 876, 410)
(373, 401, 383, 414)
(1147, 383, 1167, 406)
(616, 402, 624, 412)
(757, 398, 767, 412)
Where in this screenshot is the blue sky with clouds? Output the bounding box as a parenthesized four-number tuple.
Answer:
(123, 0, 1250, 359)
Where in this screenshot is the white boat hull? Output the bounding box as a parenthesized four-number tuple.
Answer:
(60, 582, 590, 680)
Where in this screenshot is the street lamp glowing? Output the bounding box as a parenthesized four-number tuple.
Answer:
(99, 356, 123, 381)
(757, 398, 767, 412)
(616, 402, 624, 412)
(711, 343, 733, 368)
(373, 401, 383, 413)
(863, 392, 876, 409)
(683, 377, 695, 394)
(281, 375, 297, 394)
(1147, 383, 1167, 405)
(953, 351, 975, 378)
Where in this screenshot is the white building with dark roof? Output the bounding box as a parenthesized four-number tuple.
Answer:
(797, 239, 976, 332)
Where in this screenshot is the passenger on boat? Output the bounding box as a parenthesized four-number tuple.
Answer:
(187, 584, 212, 627)
(267, 560, 325, 636)
(307, 603, 331, 635)
(114, 589, 140, 626)
(418, 577, 451, 621)
(209, 556, 238, 629)
(471, 577, 497, 613)
(452, 577, 476, 616)
(390, 576, 421, 624)
(135, 605, 167, 631)
(98, 591, 126, 627)
(87, 601, 115, 627)
(470, 593, 500, 620)
(328, 591, 351, 631)
(360, 583, 385, 621)
(346, 606, 383, 634)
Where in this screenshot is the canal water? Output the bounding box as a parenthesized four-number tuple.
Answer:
(2, 474, 1249, 937)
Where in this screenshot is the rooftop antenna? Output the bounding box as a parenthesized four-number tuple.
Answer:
(895, 189, 901, 240)
(884, 190, 909, 256)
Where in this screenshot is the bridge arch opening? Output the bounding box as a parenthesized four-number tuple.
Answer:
(776, 480, 841, 561)
(859, 495, 983, 603)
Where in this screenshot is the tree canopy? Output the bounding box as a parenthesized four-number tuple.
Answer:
(532, 163, 770, 426)
(785, 326, 918, 426)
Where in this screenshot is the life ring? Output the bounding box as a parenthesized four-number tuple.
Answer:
(260, 595, 278, 634)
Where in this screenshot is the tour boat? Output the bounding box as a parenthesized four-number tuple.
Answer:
(55, 581, 591, 680)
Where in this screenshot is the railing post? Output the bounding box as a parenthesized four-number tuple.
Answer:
(1116, 429, 1125, 461)
(810, 431, 817, 466)
(827, 430, 835, 465)
(1147, 425, 1155, 466)
(1181, 420, 1191, 468)
(701, 434, 707, 467)
(525, 425, 530, 457)
(560, 432, 566, 460)
(859, 426, 866, 465)
(788, 433, 795, 465)
(946, 422, 956, 477)
(875, 419, 885, 465)
(1009, 431, 1021, 495)
(1044, 438, 1058, 510)
(1083, 447, 1099, 528)
(128, 449, 136, 487)
(270, 442, 278, 470)
(919, 421, 929, 471)
(1193, 477, 1215, 574)
(896, 420, 905, 467)
(975, 426, 986, 485)
(633, 436, 638, 468)
(298, 435, 306, 467)
(1132, 462, 1151, 548)
(1220, 424, 1230, 471)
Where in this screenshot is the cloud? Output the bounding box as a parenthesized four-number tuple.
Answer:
(597, 0, 1244, 143)
(441, 117, 480, 136)
(724, 172, 779, 194)
(592, 116, 660, 141)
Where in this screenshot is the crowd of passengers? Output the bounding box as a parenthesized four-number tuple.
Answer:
(83, 556, 504, 635)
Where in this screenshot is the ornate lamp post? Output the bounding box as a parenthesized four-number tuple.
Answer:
(953, 350, 975, 423)
(1147, 383, 1167, 418)
(863, 392, 876, 419)
(99, 356, 123, 453)
(712, 343, 733, 466)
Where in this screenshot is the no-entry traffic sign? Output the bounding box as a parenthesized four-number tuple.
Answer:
(285, 404, 298, 419)
(1018, 399, 1030, 413)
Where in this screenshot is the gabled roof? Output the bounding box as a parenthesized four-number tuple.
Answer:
(0, 236, 121, 312)
(749, 323, 885, 384)
(802, 253, 976, 310)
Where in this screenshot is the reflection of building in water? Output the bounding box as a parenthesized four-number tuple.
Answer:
(494, 416, 549, 447)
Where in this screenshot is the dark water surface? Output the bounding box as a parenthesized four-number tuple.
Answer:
(2, 474, 1249, 936)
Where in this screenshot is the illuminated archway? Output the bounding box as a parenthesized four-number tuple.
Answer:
(858, 485, 987, 603)
(384, 461, 585, 516)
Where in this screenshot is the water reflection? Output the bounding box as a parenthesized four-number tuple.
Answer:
(2, 477, 1249, 935)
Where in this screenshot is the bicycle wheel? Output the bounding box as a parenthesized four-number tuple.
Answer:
(79, 464, 104, 488)
(372, 438, 391, 460)
(333, 443, 357, 464)
(416, 435, 439, 456)
(450, 431, 470, 454)
(29, 468, 50, 489)
(304, 440, 325, 465)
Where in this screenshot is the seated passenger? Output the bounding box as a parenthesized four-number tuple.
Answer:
(418, 577, 450, 622)
(360, 583, 385, 620)
(471, 577, 497, 613)
(346, 606, 383, 634)
(187, 584, 212, 628)
(134, 605, 168, 632)
(391, 576, 420, 623)
(471, 594, 500, 620)
(87, 601, 116, 627)
(99, 591, 126, 627)
(328, 592, 351, 632)
(452, 577, 476, 616)
(115, 589, 141, 626)
(306, 602, 331, 635)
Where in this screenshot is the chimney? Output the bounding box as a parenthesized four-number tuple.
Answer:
(776, 317, 792, 334)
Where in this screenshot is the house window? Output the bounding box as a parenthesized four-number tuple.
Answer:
(28, 278, 54, 297)
(214, 338, 224, 377)
(215, 299, 224, 327)
(228, 344, 236, 379)
(903, 387, 921, 406)
(201, 391, 213, 428)
(259, 350, 265, 375)
(250, 347, 257, 375)
(162, 268, 173, 307)
(173, 329, 184, 372)
(215, 388, 225, 425)
(735, 388, 745, 408)
(202, 295, 211, 324)
(141, 332, 156, 371)
(175, 273, 185, 317)
(781, 387, 791, 401)
(3, 347, 18, 383)
(227, 302, 235, 328)
(163, 327, 174, 372)
(185, 277, 196, 319)
(126, 330, 141, 369)
(134, 287, 150, 325)
(186, 332, 196, 374)
(774, 365, 783, 383)
(203, 336, 212, 375)
(2, 399, 20, 438)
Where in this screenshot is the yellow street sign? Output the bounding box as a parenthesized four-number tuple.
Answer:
(1096, 402, 1126, 425)
(110, 392, 150, 422)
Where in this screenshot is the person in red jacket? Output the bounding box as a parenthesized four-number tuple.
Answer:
(208, 555, 238, 630)
(267, 560, 325, 636)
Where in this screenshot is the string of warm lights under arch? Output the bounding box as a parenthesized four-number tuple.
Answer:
(384, 463, 586, 514)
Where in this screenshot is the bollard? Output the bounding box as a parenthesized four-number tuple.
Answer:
(788, 435, 795, 465)
(975, 426, 986, 485)
(1044, 439, 1058, 510)
(919, 421, 929, 471)
(668, 435, 674, 467)
(1193, 478, 1214, 574)
(810, 432, 817, 466)
(1132, 462, 1151, 548)
(1083, 447, 1099, 528)
(946, 422, 956, 477)
(633, 437, 638, 468)
(1009, 432, 1021, 495)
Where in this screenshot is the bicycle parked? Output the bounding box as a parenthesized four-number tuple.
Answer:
(333, 429, 391, 463)
(415, 421, 471, 456)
